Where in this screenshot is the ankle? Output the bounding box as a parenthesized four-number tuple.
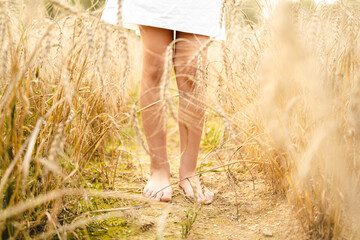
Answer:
(150, 162, 170, 176)
(179, 168, 196, 179)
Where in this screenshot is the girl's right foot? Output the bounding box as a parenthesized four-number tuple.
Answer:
(143, 168, 172, 202)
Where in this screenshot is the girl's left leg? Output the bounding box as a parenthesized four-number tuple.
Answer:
(174, 32, 215, 204)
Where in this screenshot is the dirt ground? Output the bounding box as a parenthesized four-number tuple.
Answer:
(105, 147, 305, 240)
(84, 114, 306, 239)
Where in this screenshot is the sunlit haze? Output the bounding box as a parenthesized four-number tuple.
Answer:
(263, 0, 339, 18)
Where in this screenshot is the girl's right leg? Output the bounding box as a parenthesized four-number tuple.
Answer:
(139, 25, 173, 202)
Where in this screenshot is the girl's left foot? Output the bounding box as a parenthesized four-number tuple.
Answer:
(179, 174, 215, 204)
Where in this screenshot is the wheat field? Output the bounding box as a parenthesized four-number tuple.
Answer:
(0, 0, 360, 239)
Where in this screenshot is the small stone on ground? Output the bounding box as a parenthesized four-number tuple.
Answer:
(262, 229, 273, 237)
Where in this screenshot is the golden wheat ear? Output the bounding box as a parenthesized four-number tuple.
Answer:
(1, 0, 360, 239)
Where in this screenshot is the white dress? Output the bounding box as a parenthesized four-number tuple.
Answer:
(101, 0, 225, 39)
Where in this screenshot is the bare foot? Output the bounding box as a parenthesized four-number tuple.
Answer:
(179, 174, 215, 204)
(143, 168, 172, 202)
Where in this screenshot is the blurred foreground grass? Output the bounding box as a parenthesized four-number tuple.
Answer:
(0, 0, 360, 239)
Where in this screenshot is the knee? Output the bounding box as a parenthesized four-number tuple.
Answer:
(174, 58, 198, 89)
(143, 57, 165, 86)
(174, 67, 199, 92)
(173, 53, 197, 73)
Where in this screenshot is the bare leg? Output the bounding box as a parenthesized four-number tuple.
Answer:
(174, 32, 215, 204)
(139, 26, 173, 202)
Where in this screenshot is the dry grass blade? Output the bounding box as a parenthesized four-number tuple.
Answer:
(156, 205, 171, 240)
(22, 118, 43, 185)
(1, 0, 360, 238)
(0, 189, 79, 222)
(37, 211, 126, 239)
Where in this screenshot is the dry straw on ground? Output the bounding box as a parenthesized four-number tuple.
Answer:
(0, 0, 359, 239)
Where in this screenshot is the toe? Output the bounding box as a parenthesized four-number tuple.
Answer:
(155, 191, 163, 201)
(161, 188, 172, 202)
(197, 191, 205, 204)
(180, 181, 193, 199)
(204, 188, 215, 205)
(144, 189, 153, 198)
(184, 185, 194, 199)
(143, 188, 149, 197)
